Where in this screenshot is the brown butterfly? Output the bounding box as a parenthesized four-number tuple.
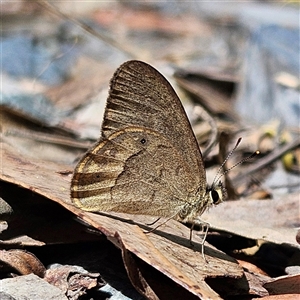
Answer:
(71, 60, 226, 247)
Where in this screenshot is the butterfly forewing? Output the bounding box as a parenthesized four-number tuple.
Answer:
(103, 61, 206, 182)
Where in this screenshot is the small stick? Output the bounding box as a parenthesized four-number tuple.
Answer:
(232, 138, 300, 185)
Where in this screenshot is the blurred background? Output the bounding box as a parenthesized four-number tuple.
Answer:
(1, 2, 300, 298)
(2, 0, 299, 194)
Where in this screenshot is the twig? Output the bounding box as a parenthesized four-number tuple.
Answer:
(232, 137, 300, 185)
(219, 132, 239, 199)
(4, 129, 92, 149)
(36, 0, 137, 59)
(193, 105, 218, 158)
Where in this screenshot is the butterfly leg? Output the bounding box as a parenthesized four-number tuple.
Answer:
(192, 219, 210, 262)
(189, 223, 195, 246)
(201, 221, 210, 262)
(143, 217, 162, 233)
(144, 212, 178, 234)
(146, 217, 161, 226)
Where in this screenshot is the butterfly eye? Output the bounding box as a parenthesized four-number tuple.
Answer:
(140, 138, 147, 144)
(210, 189, 220, 204)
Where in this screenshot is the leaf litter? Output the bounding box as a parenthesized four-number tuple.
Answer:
(1, 1, 299, 299)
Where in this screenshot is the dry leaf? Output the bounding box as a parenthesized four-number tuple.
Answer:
(174, 69, 238, 121)
(263, 274, 300, 295)
(202, 196, 299, 246)
(258, 295, 300, 300)
(45, 264, 102, 300)
(0, 249, 45, 277)
(1, 138, 244, 299)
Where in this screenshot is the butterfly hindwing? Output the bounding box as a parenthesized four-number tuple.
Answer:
(71, 127, 203, 216)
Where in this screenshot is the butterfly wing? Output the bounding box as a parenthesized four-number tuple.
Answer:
(102, 61, 206, 182)
(71, 61, 208, 215)
(72, 127, 203, 215)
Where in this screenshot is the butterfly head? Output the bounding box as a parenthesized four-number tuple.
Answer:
(177, 181, 226, 223)
(207, 181, 227, 207)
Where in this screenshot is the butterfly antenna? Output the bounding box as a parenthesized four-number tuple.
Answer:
(211, 138, 242, 186)
(214, 147, 260, 184)
(212, 137, 242, 186)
